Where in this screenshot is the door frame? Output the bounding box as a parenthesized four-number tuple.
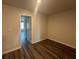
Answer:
(19, 15, 32, 44)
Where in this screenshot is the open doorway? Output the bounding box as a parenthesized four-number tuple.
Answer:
(20, 16, 31, 46)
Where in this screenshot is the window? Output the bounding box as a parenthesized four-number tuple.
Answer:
(21, 22, 24, 30)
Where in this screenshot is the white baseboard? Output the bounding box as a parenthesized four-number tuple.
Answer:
(31, 40, 41, 44)
(46, 37, 76, 49)
(3, 46, 21, 54)
(28, 37, 76, 48)
(31, 38, 47, 44)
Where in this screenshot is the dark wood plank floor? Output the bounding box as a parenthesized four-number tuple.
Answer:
(2, 39, 76, 59)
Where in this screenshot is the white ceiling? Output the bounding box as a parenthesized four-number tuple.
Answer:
(3, 0, 76, 15)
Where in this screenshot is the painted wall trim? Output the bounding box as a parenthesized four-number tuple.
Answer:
(31, 38, 47, 44)
(46, 37, 76, 49)
(3, 46, 21, 55)
(31, 39, 41, 44)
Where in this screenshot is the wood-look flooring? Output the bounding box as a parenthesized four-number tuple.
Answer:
(2, 39, 76, 59)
